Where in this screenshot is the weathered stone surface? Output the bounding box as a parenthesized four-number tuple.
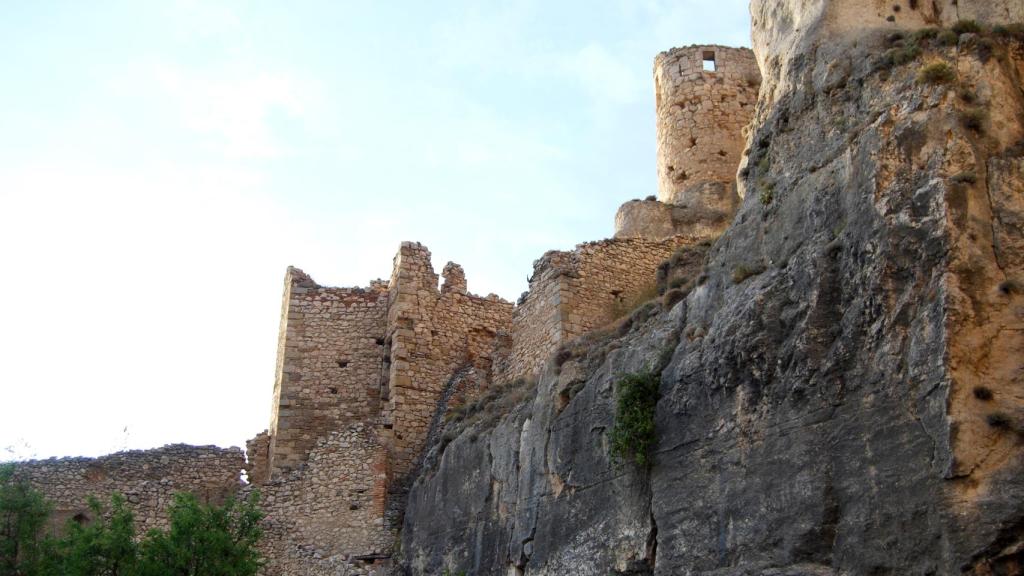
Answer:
(399, 14, 1024, 576)
(15, 445, 244, 534)
(615, 196, 737, 241)
(655, 45, 760, 208)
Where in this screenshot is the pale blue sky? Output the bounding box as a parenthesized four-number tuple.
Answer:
(0, 0, 751, 458)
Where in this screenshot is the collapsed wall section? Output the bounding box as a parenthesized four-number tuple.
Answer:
(267, 268, 389, 478)
(504, 236, 692, 381)
(14, 445, 244, 534)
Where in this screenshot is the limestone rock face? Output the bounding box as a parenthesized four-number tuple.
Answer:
(750, 0, 1024, 100)
(399, 10, 1024, 576)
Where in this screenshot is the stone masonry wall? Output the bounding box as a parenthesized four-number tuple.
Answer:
(248, 424, 390, 576)
(655, 45, 760, 208)
(504, 236, 693, 381)
(383, 243, 513, 483)
(14, 445, 244, 534)
(267, 268, 389, 478)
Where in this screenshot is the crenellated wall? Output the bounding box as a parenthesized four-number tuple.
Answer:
(382, 243, 514, 482)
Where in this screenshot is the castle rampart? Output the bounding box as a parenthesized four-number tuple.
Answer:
(503, 235, 692, 381)
(12, 33, 776, 576)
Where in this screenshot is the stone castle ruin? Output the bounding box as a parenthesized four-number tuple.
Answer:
(615, 45, 760, 241)
(13, 42, 761, 575)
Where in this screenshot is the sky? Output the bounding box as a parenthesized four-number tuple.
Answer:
(0, 0, 751, 460)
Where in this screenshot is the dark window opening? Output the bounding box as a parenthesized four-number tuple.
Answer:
(375, 337, 385, 346)
(337, 360, 349, 368)
(702, 51, 716, 72)
(328, 387, 338, 394)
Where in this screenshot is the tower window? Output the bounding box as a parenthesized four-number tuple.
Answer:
(702, 51, 716, 72)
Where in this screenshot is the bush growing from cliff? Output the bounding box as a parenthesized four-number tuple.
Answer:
(609, 371, 660, 468)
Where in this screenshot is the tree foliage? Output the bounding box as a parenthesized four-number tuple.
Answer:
(135, 493, 263, 576)
(0, 464, 51, 576)
(0, 465, 263, 576)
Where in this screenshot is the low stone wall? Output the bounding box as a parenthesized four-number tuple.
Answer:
(615, 197, 736, 241)
(14, 445, 244, 534)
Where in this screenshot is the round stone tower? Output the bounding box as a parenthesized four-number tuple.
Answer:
(654, 45, 760, 212)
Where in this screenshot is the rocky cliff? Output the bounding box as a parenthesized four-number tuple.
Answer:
(398, 3, 1024, 575)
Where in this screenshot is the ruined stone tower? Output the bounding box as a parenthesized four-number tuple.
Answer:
(615, 44, 760, 241)
(654, 45, 760, 209)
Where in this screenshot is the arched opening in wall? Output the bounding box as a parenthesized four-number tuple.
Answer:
(703, 51, 716, 72)
(72, 512, 90, 526)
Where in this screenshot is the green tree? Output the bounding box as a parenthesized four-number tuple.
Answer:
(135, 492, 263, 576)
(0, 464, 51, 576)
(56, 494, 138, 576)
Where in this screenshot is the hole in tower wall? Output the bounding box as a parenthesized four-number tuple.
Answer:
(702, 51, 716, 72)
(337, 360, 349, 368)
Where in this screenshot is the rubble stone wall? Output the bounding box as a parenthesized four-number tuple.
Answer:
(250, 425, 390, 576)
(267, 268, 389, 478)
(14, 445, 244, 534)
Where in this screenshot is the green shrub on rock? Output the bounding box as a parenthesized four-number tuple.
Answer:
(609, 371, 661, 468)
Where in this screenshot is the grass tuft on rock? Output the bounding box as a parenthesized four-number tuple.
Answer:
(917, 61, 956, 84)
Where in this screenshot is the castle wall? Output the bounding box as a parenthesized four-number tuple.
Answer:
(251, 425, 390, 576)
(504, 236, 691, 381)
(267, 268, 389, 478)
(655, 45, 760, 209)
(14, 445, 244, 534)
(383, 243, 513, 481)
